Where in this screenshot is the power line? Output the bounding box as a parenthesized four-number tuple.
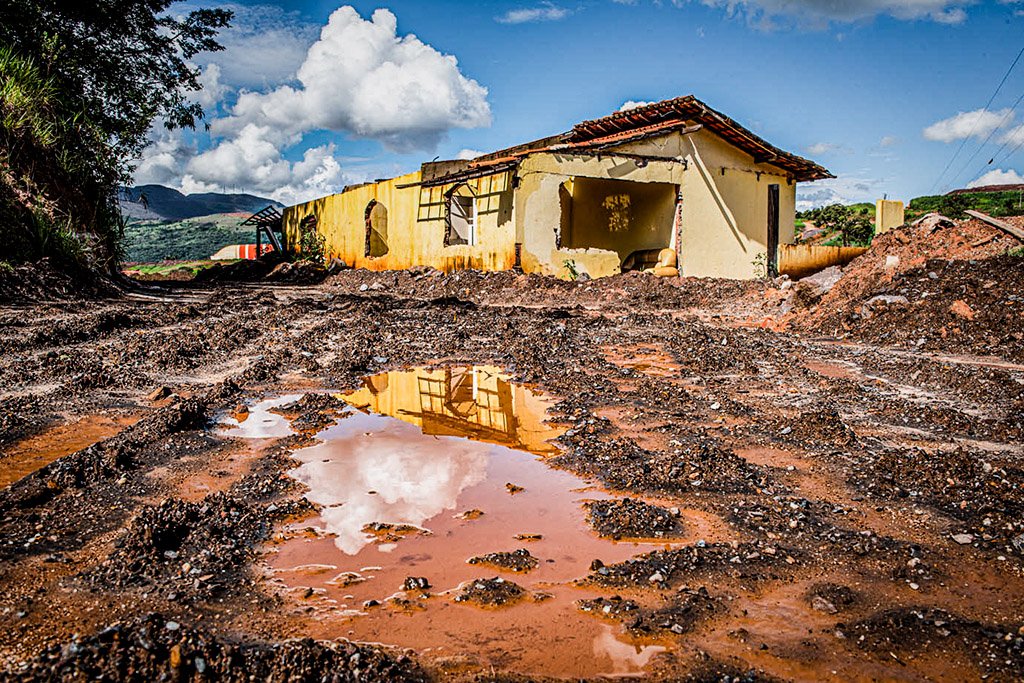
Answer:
(945, 87, 1024, 191)
(928, 44, 1024, 194)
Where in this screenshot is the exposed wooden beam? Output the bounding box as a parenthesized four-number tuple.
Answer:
(965, 210, 1024, 242)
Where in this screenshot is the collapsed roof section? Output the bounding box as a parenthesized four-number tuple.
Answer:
(419, 95, 833, 188)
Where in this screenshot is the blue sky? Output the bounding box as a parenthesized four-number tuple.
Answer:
(134, 0, 1024, 207)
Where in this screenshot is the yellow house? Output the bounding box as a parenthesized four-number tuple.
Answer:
(282, 96, 832, 280)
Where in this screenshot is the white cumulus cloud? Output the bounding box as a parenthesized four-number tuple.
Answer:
(923, 108, 1014, 143)
(796, 175, 883, 210)
(966, 168, 1024, 188)
(214, 7, 491, 152)
(132, 124, 196, 187)
(806, 142, 843, 155)
(142, 5, 492, 204)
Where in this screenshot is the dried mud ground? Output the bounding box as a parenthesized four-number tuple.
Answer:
(1, 268, 1023, 682)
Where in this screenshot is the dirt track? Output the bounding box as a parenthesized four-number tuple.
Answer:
(1, 265, 1022, 681)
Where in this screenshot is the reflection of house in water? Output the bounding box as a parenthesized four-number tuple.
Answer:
(340, 367, 560, 455)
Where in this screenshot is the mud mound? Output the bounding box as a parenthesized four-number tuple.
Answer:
(842, 607, 1023, 679)
(847, 447, 1024, 553)
(325, 267, 769, 316)
(467, 548, 538, 573)
(454, 577, 526, 607)
(791, 216, 1024, 359)
(586, 498, 683, 539)
(86, 490, 310, 601)
(579, 588, 719, 636)
(0, 259, 121, 303)
(191, 256, 327, 284)
(1, 613, 424, 682)
(0, 399, 206, 514)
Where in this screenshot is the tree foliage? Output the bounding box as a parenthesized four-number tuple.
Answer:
(0, 1, 231, 270)
(798, 203, 875, 247)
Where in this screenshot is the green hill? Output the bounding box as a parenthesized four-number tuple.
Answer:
(124, 213, 258, 262)
(909, 189, 1024, 219)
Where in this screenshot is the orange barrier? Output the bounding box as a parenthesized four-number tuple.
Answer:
(210, 244, 274, 260)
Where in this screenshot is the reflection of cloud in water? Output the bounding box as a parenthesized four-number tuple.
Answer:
(290, 413, 489, 555)
(218, 394, 301, 439)
(592, 625, 666, 674)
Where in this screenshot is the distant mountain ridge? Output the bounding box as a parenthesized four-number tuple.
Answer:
(120, 184, 282, 221)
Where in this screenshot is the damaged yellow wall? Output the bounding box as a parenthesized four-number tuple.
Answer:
(283, 127, 799, 281)
(514, 128, 797, 280)
(282, 170, 517, 273)
(515, 145, 687, 279)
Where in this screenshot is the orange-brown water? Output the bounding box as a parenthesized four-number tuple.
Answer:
(0, 414, 140, 488)
(245, 367, 683, 678)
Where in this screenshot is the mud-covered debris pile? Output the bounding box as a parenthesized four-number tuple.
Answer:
(466, 548, 538, 573)
(270, 392, 347, 433)
(846, 446, 1024, 554)
(579, 588, 719, 636)
(454, 577, 526, 607)
(86, 490, 308, 601)
(586, 498, 683, 539)
(789, 215, 1024, 359)
(2, 614, 425, 682)
(586, 543, 792, 588)
(842, 607, 1024, 679)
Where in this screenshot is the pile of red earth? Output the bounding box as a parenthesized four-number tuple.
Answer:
(789, 214, 1024, 360)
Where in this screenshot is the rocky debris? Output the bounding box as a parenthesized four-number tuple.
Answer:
(579, 588, 719, 636)
(362, 524, 430, 544)
(911, 213, 955, 231)
(793, 265, 843, 307)
(585, 498, 683, 539)
(467, 548, 539, 573)
(86, 489, 309, 601)
(402, 576, 431, 591)
(841, 607, 1023, 679)
(847, 447, 1024, 552)
(271, 392, 347, 433)
(146, 386, 172, 402)
(0, 399, 207, 515)
(584, 542, 793, 588)
(456, 509, 484, 520)
(807, 583, 858, 614)
(791, 215, 1024, 360)
(361, 522, 431, 544)
(760, 405, 858, 449)
(505, 482, 525, 494)
(514, 533, 542, 541)
(556, 426, 769, 496)
(1, 614, 425, 682)
(454, 577, 526, 607)
(859, 294, 909, 319)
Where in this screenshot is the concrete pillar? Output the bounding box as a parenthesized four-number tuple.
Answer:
(875, 199, 905, 234)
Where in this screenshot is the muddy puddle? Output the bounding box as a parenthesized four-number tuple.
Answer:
(0, 413, 140, 488)
(234, 366, 684, 678)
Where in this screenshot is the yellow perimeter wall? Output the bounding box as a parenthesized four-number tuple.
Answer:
(283, 127, 798, 280)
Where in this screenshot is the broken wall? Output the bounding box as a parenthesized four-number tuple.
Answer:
(282, 170, 517, 272)
(516, 145, 686, 279)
